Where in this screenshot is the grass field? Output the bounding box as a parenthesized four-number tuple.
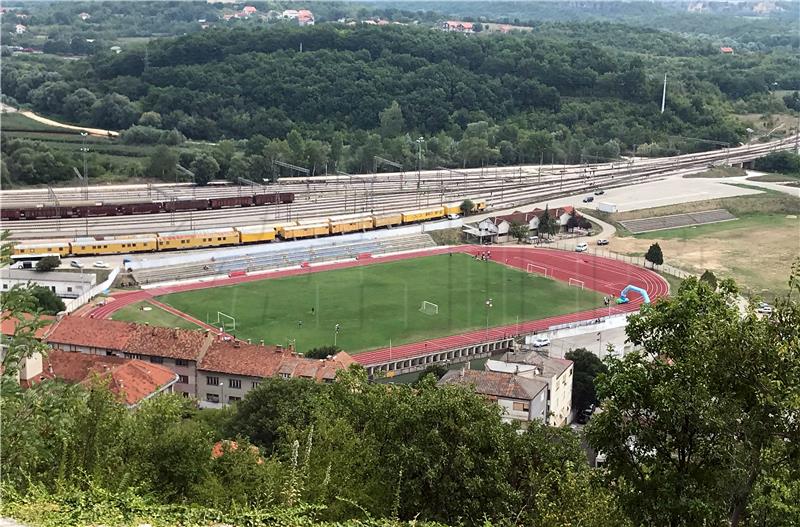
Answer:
(157, 254, 604, 353)
(111, 301, 200, 330)
(748, 173, 800, 183)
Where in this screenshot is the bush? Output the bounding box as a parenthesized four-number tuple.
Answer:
(35, 256, 61, 272)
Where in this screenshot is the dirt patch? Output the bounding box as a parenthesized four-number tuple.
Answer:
(604, 193, 800, 222)
(612, 217, 800, 297)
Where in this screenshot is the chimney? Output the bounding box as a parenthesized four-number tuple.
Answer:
(234, 341, 240, 348)
(247, 339, 251, 344)
(260, 339, 264, 346)
(275, 345, 283, 353)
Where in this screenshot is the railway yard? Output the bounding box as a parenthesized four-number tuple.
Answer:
(3, 135, 797, 245)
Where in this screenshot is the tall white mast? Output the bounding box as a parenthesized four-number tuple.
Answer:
(661, 74, 667, 114)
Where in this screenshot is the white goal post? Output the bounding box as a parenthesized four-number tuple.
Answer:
(216, 311, 237, 332)
(419, 301, 439, 315)
(526, 263, 548, 277)
(568, 278, 585, 289)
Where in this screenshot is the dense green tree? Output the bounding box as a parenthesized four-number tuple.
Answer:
(63, 88, 97, 122)
(644, 242, 663, 267)
(35, 256, 61, 272)
(586, 274, 800, 526)
(565, 348, 606, 414)
(90, 93, 139, 130)
(754, 151, 800, 175)
(459, 199, 474, 216)
(509, 221, 530, 242)
(145, 145, 178, 181)
(189, 153, 219, 186)
(30, 285, 66, 315)
(700, 269, 718, 289)
(379, 100, 405, 138)
(138, 111, 163, 128)
(304, 345, 341, 360)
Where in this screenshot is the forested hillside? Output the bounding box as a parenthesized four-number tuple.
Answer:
(3, 19, 797, 182)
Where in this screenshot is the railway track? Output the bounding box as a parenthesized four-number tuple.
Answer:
(3, 136, 796, 239)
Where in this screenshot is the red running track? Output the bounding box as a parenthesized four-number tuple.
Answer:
(86, 246, 668, 367)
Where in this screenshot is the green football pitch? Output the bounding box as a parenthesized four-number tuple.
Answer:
(157, 253, 604, 353)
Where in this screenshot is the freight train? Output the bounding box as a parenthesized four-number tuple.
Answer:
(11, 201, 486, 258)
(0, 192, 295, 221)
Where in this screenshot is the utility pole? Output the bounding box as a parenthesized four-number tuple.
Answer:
(80, 132, 89, 200)
(416, 137, 424, 196)
(661, 73, 667, 114)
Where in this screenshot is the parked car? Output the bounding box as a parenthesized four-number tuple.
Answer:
(582, 196, 594, 203)
(596, 239, 609, 246)
(531, 335, 550, 348)
(93, 261, 110, 269)
(594, 189, 605, 195)
(70, 260, 83, 268)
(575, 242, 588, 252)
(576, 406, 595, 424)
(756, 302, 773, 314)
(528, 235, 540, 244)
(447, 213, 461, 220)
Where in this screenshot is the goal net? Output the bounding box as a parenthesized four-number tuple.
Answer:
(216, 311, 237, 332)
(568, 278, 585, 290)
(526, 263, 548, 277)
(419, 301, 439, 316)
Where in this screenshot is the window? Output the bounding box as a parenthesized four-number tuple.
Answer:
(175, 359, 189, 367)
(124, 352, 144, 360)
(182, 392, 189, 398)
(150, 356, 164, 364)
(178, 375, 189, 384)
(206, 376, 219, 386)
(229, 378, 241, 389)
(228, 396, 241, 402)
(206, 393, 220, 403)
(2, 284, 7, 289)
(280, 373, 290, 379)
(512, 402, 530, 412)
(251, 381, 261, 389)
(67, 287, 73, 292)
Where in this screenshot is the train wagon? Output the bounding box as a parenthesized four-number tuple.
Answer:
(472, 200, 487, 212)
(253, 193, 279, 206)
(20, 207, 62, 220)
(235, 225, 277, 244)
(401, 207, 446, 224)
(70, 236, 157, 256)
(1, 209, 21, 221)
(164, 199, 210, 213)
(210, 196, 254, 209)
(444, 203, 463, 216)
(279, 192, 295, 204)
(330, 216, 372, 234)
(118, 202, 162, 215)
(13, 241, 71, 257)
(73, 204, 119, 218)
(157, 228, 239, 251)
(372, 213, 402, 228)
(279, 223, 330, 240)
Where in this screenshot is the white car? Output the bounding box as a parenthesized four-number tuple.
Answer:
(70, 260, 83, 268)
(756, 303, 773, 314)
(93, 261, 110, 269)
(531, 336, 551, 348)
(575, 242, 588, 252)
(447, 213, 461, 220)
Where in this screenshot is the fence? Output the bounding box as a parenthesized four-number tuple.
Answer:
(544, 239, 696, 282)
(63, 267, 120, 313)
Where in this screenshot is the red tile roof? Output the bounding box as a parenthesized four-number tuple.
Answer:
(46, 316, 137, 351)
(720, 46, 734, 53)
(198, 341, 352, 381)
(439, 369, 548, 400)
(1, 312, 55, 339)
(31, 350, 177, 406)
(125, 325, 214, 361)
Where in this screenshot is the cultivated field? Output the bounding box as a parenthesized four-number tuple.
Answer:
(157, 253, 604, 353)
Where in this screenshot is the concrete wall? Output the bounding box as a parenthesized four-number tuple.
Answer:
(548, 364, 574, 426)
(196, 371, 265, 406)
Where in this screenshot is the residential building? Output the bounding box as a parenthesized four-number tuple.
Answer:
(1, 268, 96, 299)
(78, 12, 91, 21)
(1, 312, 55, 384)
(441, 21, 474, 33)
(14, 24, 26, 34)
(282, 9, 299, 20)
(477, 211, 540, 242)
(22, 350, 177, 408)
(297, 9, 314, 26)
(197, 340, 353, 406)
(438, 368, 548, 424)
(720, 46, 734, 54)
(487, 351, 574, 426)
(242, 6, 257, 15)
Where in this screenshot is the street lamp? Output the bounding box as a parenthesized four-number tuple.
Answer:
(334, 323, 340, 347)
(485, 299, 493, 339)
(219, 381, 224, 407)
(80, 132, 89, 200)
(416, 136, 425, 185)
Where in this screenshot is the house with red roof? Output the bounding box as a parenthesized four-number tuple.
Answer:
(22, 350, 178, 408)
(441, 20, 474, 33)
(720, 46, 734, 54)
(197, 340, 353, 406)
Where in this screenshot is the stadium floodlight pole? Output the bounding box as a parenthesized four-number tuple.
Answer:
(80, 132, 89, 200)
(485, 298, 493, 340)
(416, 137, 425, 190)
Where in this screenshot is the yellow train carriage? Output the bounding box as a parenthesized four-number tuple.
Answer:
(235, 225, 277, 244)
(444, 203, 463, 216)
(372, 213, 403, 228)
(472, 199, 487, 212)
(329, 216, 373, 234)
(401, 207, 446, 224)
(157, 228, 239, 251)
(70, 237, 157, 256)
(279, 223, 330, 240)
(12, 241, 71, 257)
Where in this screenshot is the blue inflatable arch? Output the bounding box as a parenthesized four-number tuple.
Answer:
(617, 285, 651, 304)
